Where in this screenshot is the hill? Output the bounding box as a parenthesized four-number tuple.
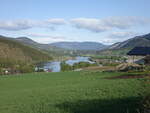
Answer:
(0, 36, 52, 67)
(15, 37, 107, 56)
(109, 33, 150, 49)
(15, 37, 75, 56)
(98, 33, 150, 56)
(50, 42, 107, 50)
(15, 37, 38, 45)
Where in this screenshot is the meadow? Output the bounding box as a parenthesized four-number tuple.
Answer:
(0, 71, 149, 113)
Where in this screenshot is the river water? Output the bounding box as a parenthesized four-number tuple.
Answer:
(65, 56, 94, 66)
(36, 56, 94, 72)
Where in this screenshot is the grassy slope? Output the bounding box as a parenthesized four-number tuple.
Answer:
(0, 37, 52, 64)
(0, 71, 148, 113)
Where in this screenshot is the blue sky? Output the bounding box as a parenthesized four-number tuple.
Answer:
(0, 0, 150, 44)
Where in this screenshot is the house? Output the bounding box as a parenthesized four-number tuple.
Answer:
(127, 47, 150, 56)
(127, 47, 150, 64)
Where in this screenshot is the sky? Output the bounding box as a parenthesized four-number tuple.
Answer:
(0, 0, 150, 45)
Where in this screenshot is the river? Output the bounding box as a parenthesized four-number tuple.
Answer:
(36, 56, 95, 72)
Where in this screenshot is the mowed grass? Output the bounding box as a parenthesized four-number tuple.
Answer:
(0, 71, 148, 113)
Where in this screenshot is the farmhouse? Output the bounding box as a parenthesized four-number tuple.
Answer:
(127, 47, 150, 56)
(127, 47, 150, 64)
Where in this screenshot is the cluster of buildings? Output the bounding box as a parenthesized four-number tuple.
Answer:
(127, 47, 150, 65)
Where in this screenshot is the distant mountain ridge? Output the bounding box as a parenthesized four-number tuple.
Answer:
(109, 33, 150, 49)
(14, 37, 75, 56)
(15, 37, 107, 51)
(1, 33, 150, 57)
(50, 42, 107, 50)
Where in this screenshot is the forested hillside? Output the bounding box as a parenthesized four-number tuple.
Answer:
(0, 37, 52, 68)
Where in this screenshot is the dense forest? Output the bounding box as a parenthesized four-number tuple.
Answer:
(0, 37, 52, 74)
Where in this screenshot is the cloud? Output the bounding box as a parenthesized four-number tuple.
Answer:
(32, 37, 67, 44)
(28, 33, 66, 39)
(0, 18, 66, 31)
(108, 31, 138, 39)
(70, 17, 150, 33)
(28, 33, 55, 38)
(70, 18, 110, 32)
(100, 31, 139, 44)
(0, 17, 149, 33)
(27, 33, 69, 44)
(0, 20, 33, 31)
(46, 18, 66, 25)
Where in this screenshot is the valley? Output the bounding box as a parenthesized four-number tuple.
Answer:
(0, 33, 150, 113)
(1, 1, 150, 113)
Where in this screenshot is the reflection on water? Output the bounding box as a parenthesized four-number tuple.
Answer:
(65, 56, 95, 66)
(36, 56, 94, 72)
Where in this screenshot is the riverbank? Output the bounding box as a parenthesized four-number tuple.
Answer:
(36, 56, 96, 72)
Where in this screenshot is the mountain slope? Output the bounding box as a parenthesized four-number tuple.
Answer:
(15, 37, 39, 46)
(0, 36, 52, 65)
(50, 42, 107, 50)
(15, 37, 107, 55)
(98, 33, 150, 56)
(15, 37, 74, 56)
(109, 33, 150, 49)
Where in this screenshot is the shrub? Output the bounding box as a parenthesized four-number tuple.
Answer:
(144, 56, 150, 65)
(140, 95, 150, 113)
(61, 62, 73, 71)
(19, 64, 34, 73)
(0, 68, 3, 75)
(73, 62, 97, 69)
(61, 61, 97, 71)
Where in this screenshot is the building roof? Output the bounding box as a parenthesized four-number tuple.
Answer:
(127, 47, 150, 56)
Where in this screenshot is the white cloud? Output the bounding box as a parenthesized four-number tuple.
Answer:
(70, 17, 150, 33)
(0, 20, 33, 31)
(0, 17, 149, 32)
(28, 33, 70, 44)
(108, 31, 138, 39)
(70, 18, 110, 32)
(32, 37, 67, 44)
(46, 18, 66, 25)
(27, 33, 58, 38)
(0, 18, 66, 31)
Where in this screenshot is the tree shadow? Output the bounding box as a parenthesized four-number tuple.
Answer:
(56, 97, 141, 113)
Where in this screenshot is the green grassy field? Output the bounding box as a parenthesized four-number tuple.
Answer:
(0, 71, 148, 113)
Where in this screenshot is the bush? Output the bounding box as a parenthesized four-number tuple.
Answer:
(140, 95, 150, 113)
(0, 68, 3, 75)
(73, 62, 97, 69)
(61, 62, 73, 71)
(144, 56, 150, 65)
(19, 64, 34, 73)
(61, 62, 97, 71)
(144, 66, 150, 72)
